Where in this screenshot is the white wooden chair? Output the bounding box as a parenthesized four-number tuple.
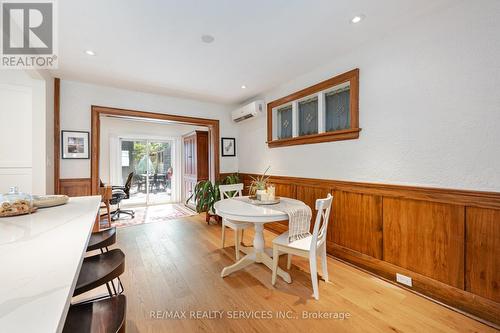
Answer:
(271, 194, 333, 300)
(219, 184, 252, 260)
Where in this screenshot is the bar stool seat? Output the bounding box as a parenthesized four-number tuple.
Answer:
(74, 249, 125, 297)
(87, 227, 116, 252)
(63, 295, 126, 333)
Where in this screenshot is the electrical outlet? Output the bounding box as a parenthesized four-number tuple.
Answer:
(396, 273, 412, 287)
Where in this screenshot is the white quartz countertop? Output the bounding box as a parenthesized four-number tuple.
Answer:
(0, 196, 101, 333)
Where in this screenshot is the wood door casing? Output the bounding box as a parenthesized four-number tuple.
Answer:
(332, 190, 383, 259)
(182, 131, 209, 206)
(90, 106, 220, 195)
(466, 207, 500, 302)
(196, 131, 209, 180)
(383, 197, 465, 288)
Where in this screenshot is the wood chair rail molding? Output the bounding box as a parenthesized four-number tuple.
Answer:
(237, 172, 500, 327)
(90, 105, 220, 195)
(240, 173, 500, 210)
(267, 68, 360, 148)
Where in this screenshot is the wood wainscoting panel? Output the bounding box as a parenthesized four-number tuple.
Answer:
(295, 184, 332, 232)
(332, 190, 383, 259)
(235, 173, 500, 326)
(383, 198, 465, 288)
(241, 174, 297, 198)
(268, 177, 297, 199)
(59, 178, 92, 197)
(466, 207, 500, 302)
(266, 180, 297, 233)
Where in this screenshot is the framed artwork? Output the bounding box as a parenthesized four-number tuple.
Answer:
(61, 130, 90, 159)
(221, 137, 236, 157)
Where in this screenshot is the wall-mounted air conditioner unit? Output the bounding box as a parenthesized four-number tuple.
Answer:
(231, 100, 264, 123)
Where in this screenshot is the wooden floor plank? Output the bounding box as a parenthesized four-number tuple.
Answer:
(78, 214, 496, 332)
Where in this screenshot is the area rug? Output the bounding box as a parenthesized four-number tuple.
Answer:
(100, 204, 197, 229)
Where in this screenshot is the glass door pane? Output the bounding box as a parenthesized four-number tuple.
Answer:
(120, 139, 148, 206)
(147, 141, 173, 205)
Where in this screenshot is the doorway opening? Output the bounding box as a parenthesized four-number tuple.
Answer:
(91, 105, 220, 204)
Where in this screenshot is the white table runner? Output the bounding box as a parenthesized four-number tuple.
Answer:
(240, 197, 312, 242)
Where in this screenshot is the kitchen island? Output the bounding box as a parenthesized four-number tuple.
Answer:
(0, 196, 101, 333)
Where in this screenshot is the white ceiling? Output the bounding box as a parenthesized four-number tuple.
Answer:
(53, 0, 452, 104)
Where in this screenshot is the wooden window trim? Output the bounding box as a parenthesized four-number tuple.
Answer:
(267, 68, 360, 148)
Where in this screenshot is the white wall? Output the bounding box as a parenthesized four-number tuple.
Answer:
(60, 80, 238, 179)
(237, 0, 500, 192)
(0, 70, 53, 195)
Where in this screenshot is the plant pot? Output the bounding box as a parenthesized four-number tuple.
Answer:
(205, 211, 221, 224)
(256, 189, 268, 201)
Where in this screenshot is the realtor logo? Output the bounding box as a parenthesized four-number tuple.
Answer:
(1, 0, 57, 68)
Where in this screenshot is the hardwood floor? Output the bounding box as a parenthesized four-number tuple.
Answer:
(85, 214, 496, 333)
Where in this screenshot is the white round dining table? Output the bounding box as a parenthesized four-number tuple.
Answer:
(214, 196, 305, 283)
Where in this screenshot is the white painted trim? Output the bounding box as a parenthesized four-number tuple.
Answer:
(292, 101, 299, 137)
(318, 92, 325, 134)
(0, 162, 32, 168)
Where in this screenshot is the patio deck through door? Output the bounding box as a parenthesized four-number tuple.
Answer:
(120, 139, 174, 205)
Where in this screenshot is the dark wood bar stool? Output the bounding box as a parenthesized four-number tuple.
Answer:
(87, 227, 117, 252)
(74, 249, 125, 299)
(63, 295, 126, 333)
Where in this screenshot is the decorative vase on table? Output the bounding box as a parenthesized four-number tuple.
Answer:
(248, 166, 271, 200)
(256, 189, 268, 201)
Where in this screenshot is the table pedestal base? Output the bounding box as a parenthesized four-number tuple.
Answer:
(221, 223, 291, 283)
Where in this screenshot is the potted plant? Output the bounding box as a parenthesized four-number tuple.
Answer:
(188, 173, 240, 223)
(248, 166, 270, 198)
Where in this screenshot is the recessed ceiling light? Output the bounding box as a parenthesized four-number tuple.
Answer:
(241, 85, 246, 89)
(85, 50, 96, 56)
(351, 15, 365, 24)
(201, 34, 215, 43)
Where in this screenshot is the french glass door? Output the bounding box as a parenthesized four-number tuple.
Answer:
(120, 139, 173, 205)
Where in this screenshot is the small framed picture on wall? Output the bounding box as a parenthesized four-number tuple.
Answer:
(61, 130, 90, 159)
(221, 137, 236, 157)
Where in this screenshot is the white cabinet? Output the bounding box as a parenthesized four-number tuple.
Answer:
(0, 70, 51, 195)
(0, 83, 33, 193)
